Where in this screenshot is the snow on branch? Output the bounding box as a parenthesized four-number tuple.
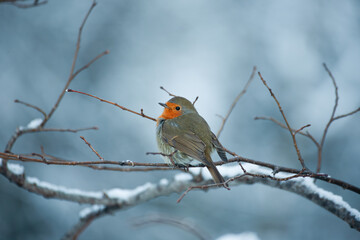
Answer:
(217, 232, 260, 240)
(52, 163, 360, 239)
(18, 118, 43, 131)
(3, 155, 359, 231)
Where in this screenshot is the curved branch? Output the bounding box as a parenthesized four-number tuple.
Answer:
(1, 0, 47, 8)
(60, 164, 360, 239)
(66, 89, 157, 121)
(4, 126, 97, 153)
(14, 99, 47, 118)
(133, 215, 208, 240)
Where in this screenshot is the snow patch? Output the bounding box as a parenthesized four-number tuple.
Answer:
(79, 205, 105, 219)
(159, 178, 169, 186)
(8, 163, 24, 175)
(105, 183, 153, 200)
(174, 173, 193, 182)
(295, 178, 360, 221)
(26, 177, 102, 198)
(190, 163, 280, 181)
(217, 232, 260, 240)
(19, 118, 43, 130)
(27, 118, 43, 129)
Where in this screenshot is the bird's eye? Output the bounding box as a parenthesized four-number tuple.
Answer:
(175, 106, 181, 111)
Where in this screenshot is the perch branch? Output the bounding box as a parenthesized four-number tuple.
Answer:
(2, 150, 359, 194)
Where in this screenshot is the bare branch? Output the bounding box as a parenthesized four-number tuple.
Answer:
(80, 136, 104, 161)
(133, 215, 208, 240)
(258, 72, 307, 170)
(1, 0, 47, 8)
(3, 0, 105, 154)
(333, 107, 360, 120)
(40, 0, 102, 128)
(192, 96, 199, 105)
(317, 63, 340, 173)
(66, 89, 157, 121)
(294, 124, 311, 135)
(255, 66, 359, 175)
(4, 126, 97, 154)
(14, 99, 47, 118)
(72, 50, 109, 80)
(160, 86, 177, 97)
(217, 66, 256, 138)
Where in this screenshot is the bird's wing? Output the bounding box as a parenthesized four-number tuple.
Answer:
(211, 132, 228, 162)
(162, 130, 211, 165)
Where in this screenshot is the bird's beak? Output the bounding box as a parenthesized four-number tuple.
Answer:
(159, 102, 170, 109)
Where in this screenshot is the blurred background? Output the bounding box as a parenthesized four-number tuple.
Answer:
(0, 0, 359, 239)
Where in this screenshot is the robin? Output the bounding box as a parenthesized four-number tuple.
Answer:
(156, 96, 228, 186)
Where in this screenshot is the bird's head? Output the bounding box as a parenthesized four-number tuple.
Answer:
(158, 96, 197, 120)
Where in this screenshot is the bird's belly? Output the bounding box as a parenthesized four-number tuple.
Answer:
(156, 125, 195, 166)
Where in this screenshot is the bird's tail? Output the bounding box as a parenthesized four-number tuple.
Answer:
(206, 161, 228, 187)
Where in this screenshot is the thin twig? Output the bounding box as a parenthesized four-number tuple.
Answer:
(62, 208, 102, 240)
(4, 0, 47, 8)
(192, 96, 199, 105)
(40, 0, 99, 128)
(258, 72, 307, 170)
(333, 107, 360, 120)
(217, 66, 256, 138)
(36, 127, 98, 133)
(255, 67, 359, 174)
(160, 86, 177, 97)
(254, 116, 320, 147)
(294, 124, 311, 135)
(14, 99, 47, 118)
(316, 63, 339, 173)
(80, 136, 104, 161)
(66, 89, 157, 121)
(4, 0, 104, 154)
(4, 127, 97, 153)
(133, 215, 208, 240)
(72, 50, 109, 80)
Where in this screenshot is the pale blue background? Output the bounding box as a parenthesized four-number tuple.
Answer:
(0, 0, 359, 239)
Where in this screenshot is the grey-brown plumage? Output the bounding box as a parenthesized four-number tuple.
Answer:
(156, 96, 227, 185)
